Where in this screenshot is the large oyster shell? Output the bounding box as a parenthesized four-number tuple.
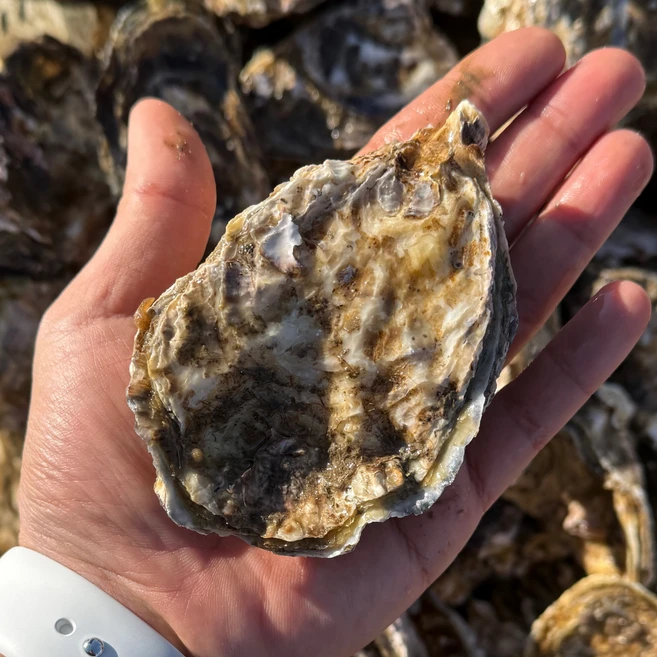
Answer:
(128, 100, 517, 556)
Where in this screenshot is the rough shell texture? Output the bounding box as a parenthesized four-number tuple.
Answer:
(593, 268, 657, 418)
(568, 383, 655, 586)
(0, 37, 114, 279)
(431, 498, 577, 607)
(504, 383, 655, 585)
(128, 100, 517, 556)
(525, 575, 657, 656)
(0, 0, 114, 58)
(477, 0, 657, 200)
(366, 612, 429, 657)
(239, 0, 458, 180)
(97, 0, 270, 248)
(203, 0, 326, 27)
(478, 0, 657, 77)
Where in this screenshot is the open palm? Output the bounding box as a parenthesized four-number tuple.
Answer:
(18, 29, 653, 657)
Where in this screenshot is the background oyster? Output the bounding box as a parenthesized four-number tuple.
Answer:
(0, 0, 114, 57)
(203, 0, 326, 27)
(0, 37, 114, 279)
(239, 0, 458, 181)
(525, 575, 657, 656)
(96, 0, 270, 247)
(477, 0, 657, 201)
(1, 0, 656, 649)
(128, 100, 517, 556)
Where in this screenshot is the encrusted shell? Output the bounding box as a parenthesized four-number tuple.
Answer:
(96, 0, 270, 247)
(239, 0, 458, 180)
(0, 0, 114, 58)
(128, 100, 517, 556)
(525, 575, 657, 656)
(0, 37, 114, 279)
(203, 0, 327, 27)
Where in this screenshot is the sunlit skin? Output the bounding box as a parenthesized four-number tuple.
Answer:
(18, 28, 653, 657)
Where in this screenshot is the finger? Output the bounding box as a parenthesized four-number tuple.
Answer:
(488, 48, 646, 243)
(60, 99, 216, 321)
(267, 284, 648, 657)
(509, 129, 653, 357)
(362, 28, 566, 153)
(466, 280, 651, 509)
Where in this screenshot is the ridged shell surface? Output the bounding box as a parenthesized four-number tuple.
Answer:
(128, 100, 517, 556)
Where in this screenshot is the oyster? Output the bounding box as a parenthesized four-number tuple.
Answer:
(203, 0, 326, 27)
(477, 0, 657, 204)
(239, 0, 458, 180)
(0, 37, 114, 279)
(432, 499, 576, 605)
(364, 594, 487, 657)
(0, 0, 114, 58)
(411, 594, 484, 657)
(478, 0, 657, 74)
(525, 575, 657, 656)
(128, 100, 517, 556)
(96, 0, 270, 247)
(501, 383, 654, 585)
(434, 538, 583, 657)
(367, 613, 429, 657)
(568, 383, 655, 585)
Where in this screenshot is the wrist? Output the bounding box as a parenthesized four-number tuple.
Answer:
(0, 546, 188, 657)
(18, 532, 189, 656)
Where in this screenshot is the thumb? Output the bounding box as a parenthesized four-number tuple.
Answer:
(57, 98, 216, 323)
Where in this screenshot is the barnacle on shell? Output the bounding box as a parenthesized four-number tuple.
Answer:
(127, 100, 517, 556)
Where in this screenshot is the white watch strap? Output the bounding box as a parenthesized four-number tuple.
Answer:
(0, 547, 185, 657)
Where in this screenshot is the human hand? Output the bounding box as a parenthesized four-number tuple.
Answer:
(18, 28, 653, 657)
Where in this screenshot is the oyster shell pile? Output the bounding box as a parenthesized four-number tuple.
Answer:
(239, 0, 458, 180)
(96, 0, 270, 247)
(1, 0, 657, 652)
(477, 0, 657, 200)
(128, 100, 517, 556)
(0, 38, 114, 278)
(0, 35, 113, 552)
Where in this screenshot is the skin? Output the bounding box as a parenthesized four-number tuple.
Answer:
(17, 28, 653, 657)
